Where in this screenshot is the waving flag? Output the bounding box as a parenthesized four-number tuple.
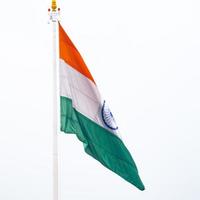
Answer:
(59, 22, 145, 190)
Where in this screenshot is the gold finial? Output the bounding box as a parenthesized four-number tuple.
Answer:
(51, 0, 57, 11)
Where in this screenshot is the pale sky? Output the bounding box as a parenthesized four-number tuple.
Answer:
(0, 0, 200, 199)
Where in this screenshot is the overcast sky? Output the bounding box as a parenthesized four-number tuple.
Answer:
(0, 0, 200, 199)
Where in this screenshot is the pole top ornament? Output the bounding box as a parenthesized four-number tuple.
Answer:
(51, 0, 57, 11)
(48, 0, 60, 22)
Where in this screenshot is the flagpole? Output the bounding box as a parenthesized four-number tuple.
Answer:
(49, 1, 60, 200)
(52, 20, 58, 200)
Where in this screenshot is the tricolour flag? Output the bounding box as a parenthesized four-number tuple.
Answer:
(59, 22, 145, 190)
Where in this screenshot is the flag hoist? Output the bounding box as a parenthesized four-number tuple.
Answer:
(49, 1, 145, 199)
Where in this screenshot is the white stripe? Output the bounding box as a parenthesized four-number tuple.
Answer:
(59, 59, 119, 136)
(60, 59, 102, 123)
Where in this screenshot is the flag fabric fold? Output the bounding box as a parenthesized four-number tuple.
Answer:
(59, 22, 145, 191)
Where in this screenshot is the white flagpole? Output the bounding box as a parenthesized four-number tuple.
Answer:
(49, 1, 60, 200)
(52, 20, 58, 200)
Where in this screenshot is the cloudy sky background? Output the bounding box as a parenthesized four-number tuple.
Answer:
(0, 0, 200, 199)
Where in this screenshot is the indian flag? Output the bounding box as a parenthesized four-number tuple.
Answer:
(59, 23, 145, 191)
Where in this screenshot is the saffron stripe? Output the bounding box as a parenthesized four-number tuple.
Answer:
(59, 23, 95, 83)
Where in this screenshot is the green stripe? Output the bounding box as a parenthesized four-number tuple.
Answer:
(60, 96, 145, 191)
